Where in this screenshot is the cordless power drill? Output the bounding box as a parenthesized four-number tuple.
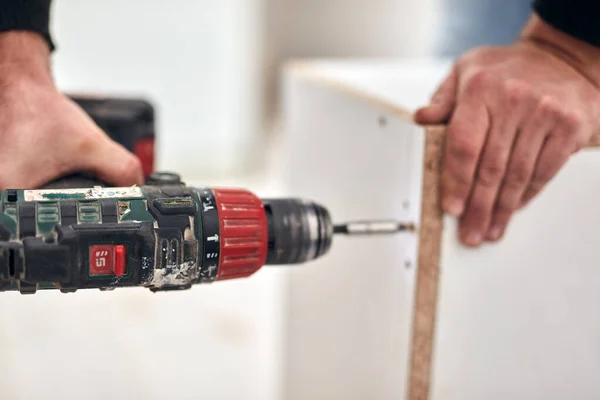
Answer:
(0, 172, 412, 294)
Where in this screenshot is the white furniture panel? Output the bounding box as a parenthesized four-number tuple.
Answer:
(282, 60, 600, 400)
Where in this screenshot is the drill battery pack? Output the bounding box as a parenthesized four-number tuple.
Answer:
(69, 95, 156, 178)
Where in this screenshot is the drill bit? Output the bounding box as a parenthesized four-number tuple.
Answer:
(333, 220, 416, 235)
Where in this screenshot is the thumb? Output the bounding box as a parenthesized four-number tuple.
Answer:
(83, 136, 145, 186)
(414, 67, 458, 125)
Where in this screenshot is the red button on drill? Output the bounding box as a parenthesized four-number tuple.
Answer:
(113, 245, 126, 277)
(89, 244, 127, 277)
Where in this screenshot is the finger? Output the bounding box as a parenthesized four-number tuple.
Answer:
(440, 74, 491, 217)
(459, 82, 531, 246)
(414, 67, 458, 125)
(485, 103, 556, 241)
(520, 139, 570, 207)
(520, 118, 582, 207)
(79, 135, 144, 186)
(520, 106, 586, 209)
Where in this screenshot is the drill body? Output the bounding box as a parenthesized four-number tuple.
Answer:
(0, 175, 333, 294)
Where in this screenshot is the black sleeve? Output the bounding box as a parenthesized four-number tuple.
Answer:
(0, 0, 54, 50)
(533, 0, 600, 48)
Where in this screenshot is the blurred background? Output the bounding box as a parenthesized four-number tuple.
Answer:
(49, 0, 441, 181)
(48, 0, 529, 179)
(0, 0, 531, 399)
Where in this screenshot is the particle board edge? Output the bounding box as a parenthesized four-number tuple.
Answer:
(407, 125, 445, 400)
(406, 126, 600, 400)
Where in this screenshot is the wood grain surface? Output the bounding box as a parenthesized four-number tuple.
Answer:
(407, 126, 445, 400)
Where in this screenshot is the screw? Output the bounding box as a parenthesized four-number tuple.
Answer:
(378, 116, 387, 127)
(404, 260, 412, 269)
(402, 201, 410, 209)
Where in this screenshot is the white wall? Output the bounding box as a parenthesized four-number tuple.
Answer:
(264, 0, 439, 118)
(267, 0, 437, 58)
(50, 0, 439, 175)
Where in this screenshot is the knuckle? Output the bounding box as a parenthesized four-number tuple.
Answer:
(503, 79, 532, 106)
(468, 198, 489, 218)
(561, 109, 584, 132)
(464, 69, 492, 93)
(537, 96, 562, 120)
(444, 169, 471, 194)
(477, 163, 504, 187)
(503, 165, 531, 189)
(496, 195, 519, 212)
(448, 136, 479, 163)
(476, 149, 508, 187)
(443, 169, 472, 198)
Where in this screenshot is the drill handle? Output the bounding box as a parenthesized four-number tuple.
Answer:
(41, 171, 182, 190)
(42, 173, 106, 190)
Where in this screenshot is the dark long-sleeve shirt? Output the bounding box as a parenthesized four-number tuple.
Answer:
(533, 0, 600, 47)
(0, 0, 54, 50)
(0, 0, 599, 51)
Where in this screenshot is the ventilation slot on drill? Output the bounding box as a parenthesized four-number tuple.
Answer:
(170, 239, 180, 265)
(7, 248, 16, 278)
(160, 239, 169, 268)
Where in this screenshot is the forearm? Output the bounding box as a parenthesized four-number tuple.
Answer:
(0, 0, 54, 51)
(520, 13, 600, 88)
(0, 32, 52, 85)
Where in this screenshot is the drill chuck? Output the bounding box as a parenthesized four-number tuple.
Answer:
(263, 199, 333, 265)
(201, 190, 334, 282)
